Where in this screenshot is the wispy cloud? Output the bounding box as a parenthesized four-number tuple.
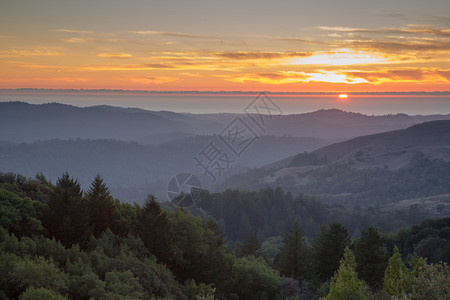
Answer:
(318, 24, 450, 37)
(98, 53, 133, 59)
(290, 49, 390, 66)
(217, 68, 450, 85)
(54, 29, 93, 34)
(181, 72, 201, 77)
(344, 68, 450, 83)
(314, 24, 450, 54)
(213, 51, 311, 60)
(318, 26, 365, 32)
(131, 30, 214, 39)
(81, 63, 175, 71)
(51, 77, 88, 82)
(0, 49, 65, 57)
(269, 36, 327, 45)
(0, 77, 87, 83)
(131, 76, 178, 84)
(217, 71, 310, 84)
(218, 71, 367, 84)
(219, 68, 449, 85)
(63, 37, 90, 43)
(353, 39, 450, 53)
(7, 61, 72, 70)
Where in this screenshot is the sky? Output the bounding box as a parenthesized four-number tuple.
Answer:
(1, 0, 450, 92)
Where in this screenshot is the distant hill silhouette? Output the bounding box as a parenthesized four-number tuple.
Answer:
(2, 101, 450, 204)
(0, 135, 324, 203)
(0, 102, 220, 142)
(267, 119, 450, 172)
(222, 120, 450, 206)
(2, 102, 450, 143)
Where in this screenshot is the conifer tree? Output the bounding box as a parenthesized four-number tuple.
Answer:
(276, 221, 309, 281)
(238, 233, 261, 258)
(311, 223, 350, 283)
(136, 195, 170, 262)
(44, 172, 89, 247)
(86, 174, 114, 238)
(321, 247, 370, 300)
(383, 245, 410, 297)
(354, 226, 388, 290)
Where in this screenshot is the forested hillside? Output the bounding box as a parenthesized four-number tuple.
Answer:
(0, 136, 324, 202)
(223, 120, 450, 207)
(2, 102, 449, 143)
(1, 171, 448, 299)
(185, 186, 447, 242)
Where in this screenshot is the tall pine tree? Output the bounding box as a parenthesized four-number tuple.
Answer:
(44, 172, 89, 247)
(86, 174, 115, 238)
(276, 221, 309, 281)
(238, 233, 261, 258)
(321, 247, 370, 300)
(354, 226, 388, 291)
(383, 245, 409, 297)
(312, 223, 350, 283)
(136, 195, 170, 262)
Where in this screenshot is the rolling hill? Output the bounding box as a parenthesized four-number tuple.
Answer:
(2, 102, 450, 144)
(222, 120, 450, 206)
(0, 135, 325, 203)
(2, 101, 450, 205)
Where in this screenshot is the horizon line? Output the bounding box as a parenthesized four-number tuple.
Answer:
(1, 88, 450, 96)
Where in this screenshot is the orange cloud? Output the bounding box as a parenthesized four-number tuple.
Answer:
(214, 51, 311, 60)
(81, 63, 175, 71)
(345, 68, 450, 83)
(98, 53, 133, 59)
(0, 49, 64, 57)
(218, 72, 310, 84)
(0, 77, 86, 83)
(2, 21, 449, 92)
(63, 37, 90, 43)
(318, 24, 450, 37)
(354, 39, 450, 53)
(131, 76, 178, 84)
(6, 61, 71, 70)
(131, 30, 213, 39)
(315, 24, 450, 54)
(181, 72, 202, 77)
(51, 77, 87, 82)
(55, 29, 93, 34)
(318, 26, 365, 32)
(223, 69, 450, 85)
(290, 49, 390, 66)
(220, 70, 370, 84)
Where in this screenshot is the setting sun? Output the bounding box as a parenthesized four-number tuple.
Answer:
(338, 93, 349, 99)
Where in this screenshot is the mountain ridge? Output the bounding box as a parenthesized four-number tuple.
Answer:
(2, 101, 450, 143)
(220, 120, 450, 205)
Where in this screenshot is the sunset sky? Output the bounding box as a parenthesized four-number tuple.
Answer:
(1, 0, 450, 92)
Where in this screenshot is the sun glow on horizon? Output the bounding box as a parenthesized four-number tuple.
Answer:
(338, 93, 349, 99)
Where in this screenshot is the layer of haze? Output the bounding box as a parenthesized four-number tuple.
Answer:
(1, 92, 449, 115)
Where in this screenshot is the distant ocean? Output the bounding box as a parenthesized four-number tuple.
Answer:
(1, 91, 450, 116)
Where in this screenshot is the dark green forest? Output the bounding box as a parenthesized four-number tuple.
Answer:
(222, 152, 450, 206)
(188, 187, 436, 242)
(0, 172, 449, 299)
